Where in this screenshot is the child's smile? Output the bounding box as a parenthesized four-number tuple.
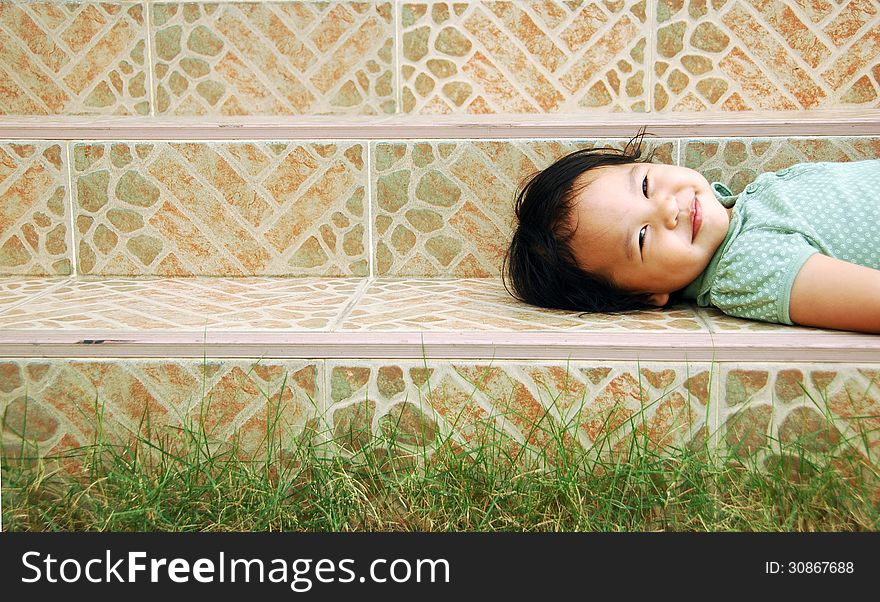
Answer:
(568, 162, 732, 306)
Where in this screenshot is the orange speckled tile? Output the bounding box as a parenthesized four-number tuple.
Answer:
(325, 359, 713, 463)
(400, 0, 649, 113)
(683, 136, 880, 194)
(339, 278, 707, 332)
(0, 277, 365, 331)
(0, 277, 69, 314)
(371, 138, 675, 277)
(1, 359, 322, 460)
(719, 363, 880, 469)
(0, 2, 149, 115)
(0, 141, 71, 276)
(654, 0, 880, 111)
(71, 141, 368, 276)
(151, 1, 395, 115)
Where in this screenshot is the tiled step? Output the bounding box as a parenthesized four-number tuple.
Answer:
(3, 117, 880, 472)
(1, 1, 878, 117)
(1, 276, 879, 361)
(3, 118, 880, 472)
(3, 0, 879, 489)
(2, 123, 880, 279)
(5, 110, 880, 139)
(2, 276, 879, 473)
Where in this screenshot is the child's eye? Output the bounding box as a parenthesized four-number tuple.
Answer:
(642, 174, 649, 197)
(639, 226, 647, 252)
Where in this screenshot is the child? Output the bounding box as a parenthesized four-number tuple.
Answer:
(503, 129, 880, 334)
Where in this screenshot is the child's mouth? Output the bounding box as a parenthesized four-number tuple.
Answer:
(692, 197, 702, 242)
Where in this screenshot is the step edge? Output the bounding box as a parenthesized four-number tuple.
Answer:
(3, 109, 880, 139)
(1, 330, 876, 362)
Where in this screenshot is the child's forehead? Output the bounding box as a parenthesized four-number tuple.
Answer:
(574, 162, 634, 187)
(567, 168, 632, 236)
(571, 163, 634, 200)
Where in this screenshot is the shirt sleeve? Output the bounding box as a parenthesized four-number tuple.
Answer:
(708, 230, 818, 325)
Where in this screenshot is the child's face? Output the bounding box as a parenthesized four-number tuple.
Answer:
(568, 162, 732, 306)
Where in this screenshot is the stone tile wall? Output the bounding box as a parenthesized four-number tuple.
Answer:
(1, 135, 878, 277)
(1, 358, 322, 472)
(1, 1, 878, 116)
(0, 2, 149, 115)
(3, 358, 877, 471)
(71, 141, 368, 276)
(0, 142, 71, 275)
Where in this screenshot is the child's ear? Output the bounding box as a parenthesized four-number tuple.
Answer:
(646, 292, 670, 307)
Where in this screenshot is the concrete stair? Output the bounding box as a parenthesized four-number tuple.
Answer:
(2, 223, 880, 472)
(1, 0, 880, 475)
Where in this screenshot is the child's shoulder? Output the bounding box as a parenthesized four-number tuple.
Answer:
(745, 159, 879, 192)
(768, 159, 879, 177)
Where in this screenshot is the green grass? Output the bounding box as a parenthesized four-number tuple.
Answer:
(2, 364, 879, 532)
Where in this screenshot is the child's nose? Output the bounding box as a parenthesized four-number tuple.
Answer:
(657, 193, 679, 229)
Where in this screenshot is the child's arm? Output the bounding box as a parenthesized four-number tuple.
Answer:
(789, 254, 880, 333)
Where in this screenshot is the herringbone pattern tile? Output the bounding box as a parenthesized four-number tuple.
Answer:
(72, 141, 368, 276)
(655, 0, 880, 110)
(401, 0, 649, 113)
(0, 142, 70, 275)
(0, 2, 149, 115)
(2, 359, 321, 456)
(339, 278, 706, 331)
(0, 277, 68, 313)
(151, 1, 396, 115)
(0, 277, 364, 330)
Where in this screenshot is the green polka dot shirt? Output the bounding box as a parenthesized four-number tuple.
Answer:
(682, 160, 880, 325)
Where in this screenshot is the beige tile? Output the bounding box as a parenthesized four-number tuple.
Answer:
(0, 277, 364, 330)
(0, 142, 71, 275)
(718, 363, 879, 467)
(654, 0, 880, 111)
(697, 307, 822, 333)
(400, 1, 649, 113)
(0, 277, 69, 314)
(1, 359, 322, 462)
(151, 1, 395, 115)
(71, 141, 368, 276)
(0, 2, 149, 115)
(683, 136, 880, 194)
(340, 278, 707, 331)
(325, 359, 712, 464)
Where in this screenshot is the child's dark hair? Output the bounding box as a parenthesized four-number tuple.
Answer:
(503, 127, 660, 312)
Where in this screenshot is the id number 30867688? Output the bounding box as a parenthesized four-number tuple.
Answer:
(765, 561, 854, 574)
